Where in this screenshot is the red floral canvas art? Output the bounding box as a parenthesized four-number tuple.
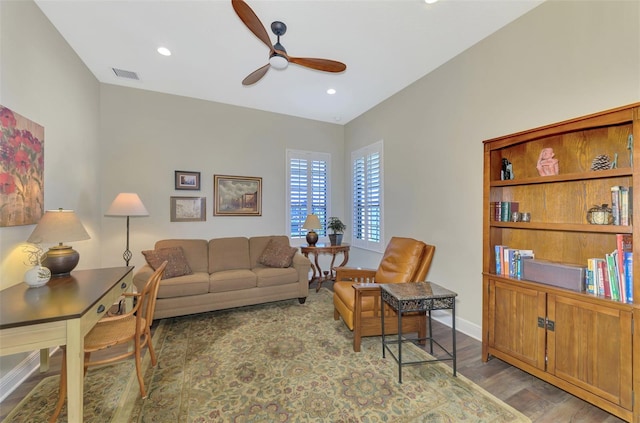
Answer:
(0, 105, 44, 227)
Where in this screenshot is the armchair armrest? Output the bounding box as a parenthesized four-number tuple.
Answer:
(335, 267, 377, 282)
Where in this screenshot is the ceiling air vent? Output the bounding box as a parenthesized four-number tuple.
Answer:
(112, 68, 139, 80)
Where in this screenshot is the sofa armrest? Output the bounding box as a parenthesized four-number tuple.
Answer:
(133, 264, 155, 292)
(335, 267, 377, 283)
(292, 252, 311, 267)
(291, 253, 311, 297)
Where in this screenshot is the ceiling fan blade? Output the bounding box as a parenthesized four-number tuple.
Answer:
(231, 0, 274, 53)
(242, 64, 271, 85)
(288, 57, 346, 73)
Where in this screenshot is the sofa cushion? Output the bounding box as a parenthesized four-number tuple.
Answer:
(155, 239, 208, 273)
(209, 237, 251, 273)
(254, 267, 299, 287)
(156, 272, 210, 298)
(257, 239, 297, 268)
(142, 246, 193, 279)
(209, 269, 257, 293)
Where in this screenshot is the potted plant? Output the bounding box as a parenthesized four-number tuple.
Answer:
(327, 217, 346, 246)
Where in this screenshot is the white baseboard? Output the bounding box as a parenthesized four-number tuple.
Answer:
(0, 348, 57, 403)
(430, 310, 482, 341)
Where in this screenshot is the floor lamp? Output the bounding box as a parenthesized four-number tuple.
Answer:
(106, 193, 149, 266)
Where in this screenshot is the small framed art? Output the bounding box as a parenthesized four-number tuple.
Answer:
(175, 170, 200, 190)
(170, 196, 206, 222)
(214, 175, 262, 216)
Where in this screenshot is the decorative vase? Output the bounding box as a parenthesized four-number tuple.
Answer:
(329, 234, 343, 246)
(24, 265, 51, 288)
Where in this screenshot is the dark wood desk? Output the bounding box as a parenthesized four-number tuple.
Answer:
(0, 267, 133, 422)
(300, 243, 350, 291)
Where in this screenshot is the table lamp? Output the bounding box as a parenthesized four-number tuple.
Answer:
(27, 209, 91, 277)
(105, 193, 149, 266)
(302, 214, 321, 246)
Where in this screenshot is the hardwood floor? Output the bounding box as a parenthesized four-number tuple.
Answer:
(0, 281, 625, 422)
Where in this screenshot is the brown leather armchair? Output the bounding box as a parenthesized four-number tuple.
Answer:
(333, 237, 435, 352)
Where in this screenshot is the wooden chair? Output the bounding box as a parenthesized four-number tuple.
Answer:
(333, 237, 435, 352)
(50, 261, 167, 422)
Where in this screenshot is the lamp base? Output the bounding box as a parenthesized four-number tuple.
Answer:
(306, 230, 318, 247)
(42, 245, 80, 277)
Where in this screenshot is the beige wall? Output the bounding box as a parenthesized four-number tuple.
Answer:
(98, 84, 345, 271)
(0, 0, 102, 287)
(0, 0, 102, 384)
(345, 0, 640, 337)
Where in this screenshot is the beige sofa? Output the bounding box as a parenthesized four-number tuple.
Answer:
(133, 236, 311, 319)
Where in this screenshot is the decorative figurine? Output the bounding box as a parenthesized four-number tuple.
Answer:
(536, 148, 559, 176)
(501, 158, 514, 180)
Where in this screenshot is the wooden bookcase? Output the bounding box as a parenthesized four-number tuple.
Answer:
(482, 103, 640, 422)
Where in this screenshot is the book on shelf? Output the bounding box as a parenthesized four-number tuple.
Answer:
(620, 186, 630, 226)
(585, 258, 596, 295)
(611, 186, 621, 225)
(616, 234, 632, 302)
(610, 185, 632, 226)
(493, 201, 520, 222)
(596, 258, 610, 298)
(624, 251, 633, 303)
(605, 252, 621, 301)
(493, 245, 533, 277)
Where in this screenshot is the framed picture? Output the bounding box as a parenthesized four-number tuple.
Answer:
(170, 196, 206, 222)
(175, 170, 200, 190)
(0, 105, 45, 227)
(214, 175, 262, 216)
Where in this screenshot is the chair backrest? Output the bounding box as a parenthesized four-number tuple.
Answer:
(138, 261, 167, 327)
(374, 237, 435, 283)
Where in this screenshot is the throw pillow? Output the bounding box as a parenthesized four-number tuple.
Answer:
(258, 239, 297, 268)
(142, 246, 193, 279)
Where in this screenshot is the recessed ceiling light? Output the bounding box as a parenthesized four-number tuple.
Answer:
(157, 47, 171, 56)
(424, 0, 438, 4)
(327, 88, 336, 95)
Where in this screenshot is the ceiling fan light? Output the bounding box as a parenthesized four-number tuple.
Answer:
(269, 54, 288, 70)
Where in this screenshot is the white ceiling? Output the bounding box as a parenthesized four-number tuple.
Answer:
(35, 0, 543, 125)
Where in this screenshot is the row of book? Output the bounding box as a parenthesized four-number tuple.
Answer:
(494, 245, 534, 278)
(585, 234, 633, 303)
(610, 186, 632, 226)
(490, 202, 519, 222)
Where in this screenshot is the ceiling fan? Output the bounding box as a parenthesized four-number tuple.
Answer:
(231, 0, 347, 85)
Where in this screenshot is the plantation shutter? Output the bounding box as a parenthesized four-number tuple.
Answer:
(287, 150, 330, 240)
(351, 141, 384, 251)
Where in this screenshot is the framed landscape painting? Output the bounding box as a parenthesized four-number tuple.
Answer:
(175, 170, 200, 190)
(0, 105, 44, 227)
(214, 175, 262, 216)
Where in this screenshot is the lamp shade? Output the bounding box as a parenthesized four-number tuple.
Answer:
(26, 209, 90, 276)
(302, 214, 321, 246)
(105, 193, 149, 216)
(302, 214, 321, 230)
(27, 209, 90, 244)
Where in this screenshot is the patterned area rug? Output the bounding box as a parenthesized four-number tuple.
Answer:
(4, 289, 530, 422)
(2, 359, 141, 422)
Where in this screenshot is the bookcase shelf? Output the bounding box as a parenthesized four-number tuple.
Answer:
(482, 103, 640, 422)
(490, 221, 632, 234)
(490, 167, 632, 187)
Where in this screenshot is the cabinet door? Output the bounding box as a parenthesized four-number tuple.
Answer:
(547, 294, 633, 409)
(489, 279, 546, 370)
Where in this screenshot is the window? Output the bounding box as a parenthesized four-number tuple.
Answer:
(286, 149, 330, 242)
(351, 140, 384, 252)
